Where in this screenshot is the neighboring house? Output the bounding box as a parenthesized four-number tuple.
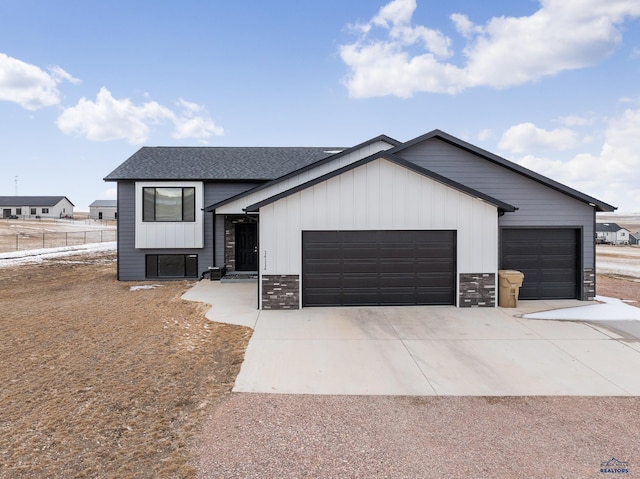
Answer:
(595, 223, 629, 244)
(630, 232, 640, 245)
(0, 196, 74, 219)
(104, 129, 616, 309)
(89, 200, 118, 220)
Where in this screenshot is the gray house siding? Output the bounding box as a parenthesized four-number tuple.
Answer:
(116, 182, 138, 280)
(398, 138, 596, 270)
(116, 181, 259, 280)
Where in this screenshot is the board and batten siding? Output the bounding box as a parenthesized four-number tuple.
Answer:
(399, 138, 596, 268)
(135, 181, 204, 249)
(116, 181, 259, 280)
(259, 157, 498, 282)
(216, 140, 395, 215)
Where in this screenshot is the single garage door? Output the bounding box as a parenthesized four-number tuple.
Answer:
(302, 230, 456, 307)
(501, 228, 579, 300)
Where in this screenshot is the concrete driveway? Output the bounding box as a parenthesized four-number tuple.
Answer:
(183, 281, 640, 396)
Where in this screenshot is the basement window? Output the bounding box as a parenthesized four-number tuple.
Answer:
(146, 254, 198, 278)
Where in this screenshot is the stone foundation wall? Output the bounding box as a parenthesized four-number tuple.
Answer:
(583, 268, 595, 301)
(261, 275, 300, 310)
(459, 273, 496, 307)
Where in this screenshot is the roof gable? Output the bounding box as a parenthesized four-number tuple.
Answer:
(391, 129, 616, 213)
(205, 134, 400, 212)
(245, 151, 516, 213)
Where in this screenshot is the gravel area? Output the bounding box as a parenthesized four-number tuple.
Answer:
(193, 274, 640, 478)
(194, 394, 640, 478)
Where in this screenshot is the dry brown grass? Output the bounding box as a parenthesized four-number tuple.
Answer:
(0, 251, 251, 478)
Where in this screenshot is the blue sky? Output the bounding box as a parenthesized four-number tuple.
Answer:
(1, 0, 639, 212)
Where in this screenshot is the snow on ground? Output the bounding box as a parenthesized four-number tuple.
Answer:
(523, 296, 640, 321)
(0, 242, 116, 268)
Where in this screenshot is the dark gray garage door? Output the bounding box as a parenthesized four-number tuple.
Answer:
(302, 230, 456, 307)
(501, 228, 579, 300)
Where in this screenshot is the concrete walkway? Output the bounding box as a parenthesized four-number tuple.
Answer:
(183, 281, 640, 396)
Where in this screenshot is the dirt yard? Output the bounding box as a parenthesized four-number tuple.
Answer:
(1, 247, 639, 478)
(0, 250, 251, 478)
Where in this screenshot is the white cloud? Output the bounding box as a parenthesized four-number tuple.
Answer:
(340, 0, 640, 97)
(499, 123, 580, 154)
(56, 87, 174, 143)
(171, 98, 224, 140)
(504, 109, 640, 212)
(56, 88, 224, 144)
(0, 52, 79, 110)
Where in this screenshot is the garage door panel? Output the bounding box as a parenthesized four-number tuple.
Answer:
(541, 257, 575, 269)
(501, 228, 579, 300)
(304, 261, 343, 274)
(303, 230, 455, 307)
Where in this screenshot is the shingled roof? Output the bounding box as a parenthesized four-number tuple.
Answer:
(0, 196, 73, 207)
(596, 222, 627, 232)
(104, 146, 345, 181)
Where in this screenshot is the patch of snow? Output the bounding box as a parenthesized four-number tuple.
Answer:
(129, 285, 162, 291)
(0, 242, 116, 268)
(524, 296, 640, 321)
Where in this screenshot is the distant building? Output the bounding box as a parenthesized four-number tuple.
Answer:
(596, 222, 629, 244)
(629, 232, 640, 245)
(89, 200, 117, 220)
(0, 196, 74, 219)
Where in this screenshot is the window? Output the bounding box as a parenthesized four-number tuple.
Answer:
(42, 208, 49, 214)
(146, 254, 198, 278)
(30, 208, 36, 215)
(16, 208, 21, 215)
(143, 187, 195, 222)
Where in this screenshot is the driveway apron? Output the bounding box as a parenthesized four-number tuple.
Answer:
(185, 281, 640, 396)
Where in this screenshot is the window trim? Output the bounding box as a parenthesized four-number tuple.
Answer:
(142, 187, 196, 222)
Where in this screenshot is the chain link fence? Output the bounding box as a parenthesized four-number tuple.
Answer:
(0, 230, 117, 253)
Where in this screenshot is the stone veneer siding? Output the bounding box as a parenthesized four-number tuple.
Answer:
(459, 273, 496, 307)
(224, 217, 236, 272)
(583, 268, 595, 301)
(262, 275, 300, 310)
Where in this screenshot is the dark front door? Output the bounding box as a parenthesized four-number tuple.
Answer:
(235, 222, 258, 271)
(302, 230, 456, 307)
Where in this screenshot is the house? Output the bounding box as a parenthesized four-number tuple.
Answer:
(630, 232, 640, 245)
(595, 222, 629, 244)
(104, 129, 616, 309)
(0, 196, 74, 219)
(89, 200, 117, 220)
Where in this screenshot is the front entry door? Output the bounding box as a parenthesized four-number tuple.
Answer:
(235, 223, 258, 271)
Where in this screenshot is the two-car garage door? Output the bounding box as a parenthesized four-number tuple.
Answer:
(302, 230, 456, 307)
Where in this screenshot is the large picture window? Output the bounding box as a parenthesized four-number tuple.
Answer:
(143, 187, 195, 222)
(146, 254, 198, 278)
